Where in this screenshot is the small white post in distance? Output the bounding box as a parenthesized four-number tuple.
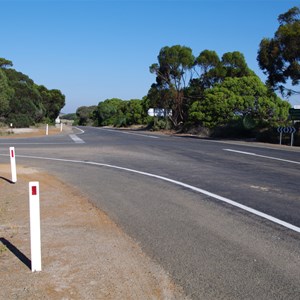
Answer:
(9, 147, 17, 183)
(60, 122, 63, 132)
(46, 124, 49, 135)
(29, 182, 42, 272)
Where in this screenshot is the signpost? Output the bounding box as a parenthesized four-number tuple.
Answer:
(277, 126, 296, 146)
(289, 108, 300, 121)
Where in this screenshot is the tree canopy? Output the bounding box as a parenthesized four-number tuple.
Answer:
(188, 76, 289, 128)
(149, 45, 195, 127)
(0, 57, 65, 127)
(257, 6, 300, 95)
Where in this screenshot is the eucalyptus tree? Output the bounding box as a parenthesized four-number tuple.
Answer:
(221, 51, 254, 78)
(149, 45, 195, 127)
(257, 6, 300, 95)
(0, 57, 65, 126)
(0, 69, 12, 117)
(189, 75, 290, 128)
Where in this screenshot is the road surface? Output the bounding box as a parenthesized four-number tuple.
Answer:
(1, 126, 300, 299)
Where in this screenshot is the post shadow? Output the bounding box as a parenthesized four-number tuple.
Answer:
(0, 176, 15, 184)
(0, 238, 31, 270)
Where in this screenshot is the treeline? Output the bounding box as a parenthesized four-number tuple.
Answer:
(75, 98, 150, 127)
(0, 58, 65, 127)
(75, 47, 290, 134)
(76, 6, 300, 141)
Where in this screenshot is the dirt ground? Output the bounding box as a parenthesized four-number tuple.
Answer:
(0, 164, 187, 299)
(0, 125, 70, 138)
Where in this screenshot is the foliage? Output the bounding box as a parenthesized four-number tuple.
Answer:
(0, 57, 65, 127)
(76, 105, 97, 126)
(188, 76, 290, 128)
(61, 113, 77, 120)
(94, 98, 149, 127)
(37, 85, 65, 121)
(0, 69, 12, 116)
(257, 6, 300, 95)
(149, 45, 195, 127)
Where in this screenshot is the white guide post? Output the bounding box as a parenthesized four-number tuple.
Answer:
(9, 147, 17, 183)
(46, 124, 49, 135)
(29, 182, 42, 272)
(60, 122, 63, 132)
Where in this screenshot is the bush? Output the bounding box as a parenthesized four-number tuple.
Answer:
(152, 118, 172, 131)
(7, 114, 33, 128)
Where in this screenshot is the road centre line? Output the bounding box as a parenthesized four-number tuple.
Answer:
(1, 153, 299, 234)
(122, 131, 159, 139)
(98, 128, 159, 139)
(73, 127, 85, 134)
(224, 148, 300, 165)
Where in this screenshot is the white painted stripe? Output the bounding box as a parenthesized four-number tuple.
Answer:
(0, 143, 77, 145)
(98, 128, 159, 139)
(69, 134, 85, 144)
(73, 127, 85, 134)
(2, 153, 299, 234)
(224, 149, 300, 165)
(121, 131, 159, 139)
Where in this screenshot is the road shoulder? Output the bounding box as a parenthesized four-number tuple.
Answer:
(0, 164, 186, 299)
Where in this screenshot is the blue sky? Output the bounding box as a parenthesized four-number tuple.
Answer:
(1, 0, 299, 113)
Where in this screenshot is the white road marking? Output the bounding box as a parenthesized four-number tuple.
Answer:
(122, 131, 159, 139)
(0, 142, 74, 145)
(69, 134, 85, 144)
(98, 128, 159, 139)
(224, 148, 300, 165)
(1, 153, 299, 234)
(73, 127, 85, 134)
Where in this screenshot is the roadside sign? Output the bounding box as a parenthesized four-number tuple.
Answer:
(277, 126, 297, 146)
(289, 108, 300, 120)
(277, 126, 296, 134)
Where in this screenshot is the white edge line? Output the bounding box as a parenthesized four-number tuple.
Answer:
(1, 153, 299, 234)
(73, 127, 85, 134)
(98, 128, 159, 139)
(224, 148, 300, 165)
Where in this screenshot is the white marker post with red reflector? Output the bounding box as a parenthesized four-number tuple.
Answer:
(29, 182, 42, 272)
(9, 147, 17, 183)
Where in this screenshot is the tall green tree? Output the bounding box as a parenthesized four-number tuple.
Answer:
(76, 105, 97, 126)
(37, 85, 65, 121)
(0, 69, 13, 117)
(257, 6, 300, 95)
(189, 76, 290, 128)
(149, 45, 195, 127)
(221, 51, 254, 78)
(95, 98, 124, 126)
(0, 57, 65, 126)
(4, 69, 44, 126)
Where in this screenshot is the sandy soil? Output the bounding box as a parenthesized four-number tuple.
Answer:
(0, 164, 187, 299)
(0, 125, 72, 138)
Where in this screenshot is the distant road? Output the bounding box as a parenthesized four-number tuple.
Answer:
(1, 127, 300, 299)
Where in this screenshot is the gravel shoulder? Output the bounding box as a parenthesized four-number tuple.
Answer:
(0, 164, 186, 299)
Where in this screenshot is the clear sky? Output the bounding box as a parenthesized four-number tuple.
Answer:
(1, 0, 299, 113)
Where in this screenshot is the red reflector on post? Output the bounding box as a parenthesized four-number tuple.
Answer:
(11, 150, 14, 158)
(32, 186, 37, 196)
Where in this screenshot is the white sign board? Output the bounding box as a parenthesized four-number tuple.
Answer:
(148, 108, 172, 117)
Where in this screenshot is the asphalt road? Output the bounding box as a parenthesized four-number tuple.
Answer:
(1, 127, 300, 299)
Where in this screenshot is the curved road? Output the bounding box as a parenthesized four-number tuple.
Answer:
(1, 126, 300, 299)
